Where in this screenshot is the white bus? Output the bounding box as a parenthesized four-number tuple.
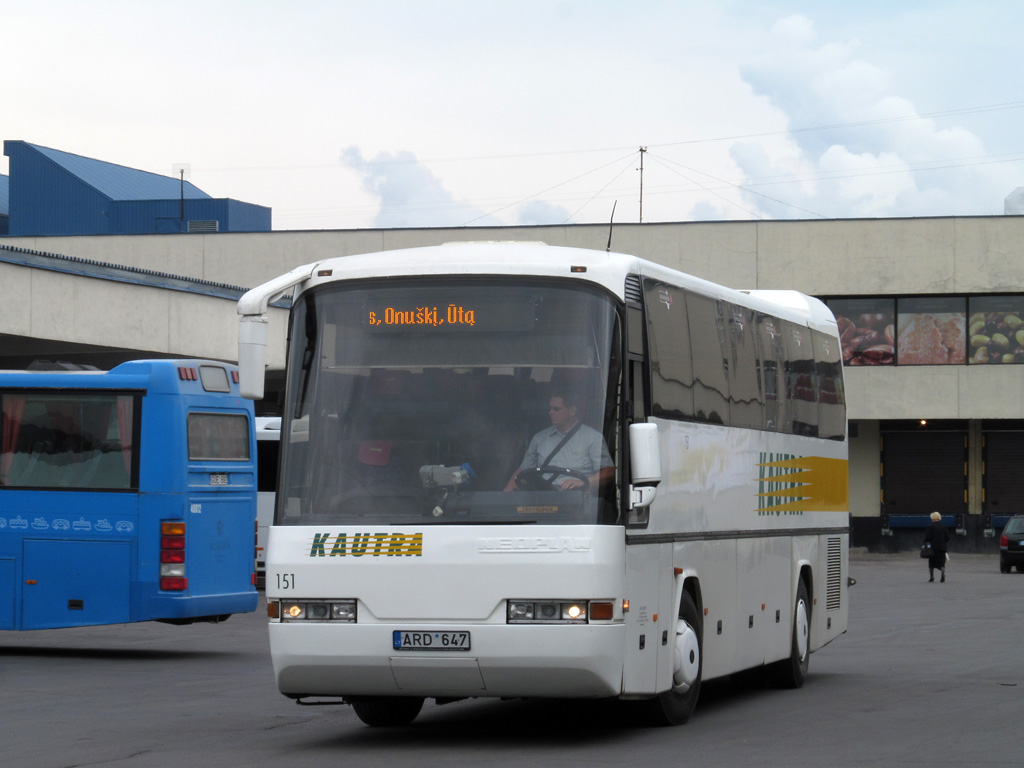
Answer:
(237, 242, 849, 727)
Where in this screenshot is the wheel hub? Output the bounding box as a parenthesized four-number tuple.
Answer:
(795, 598, 809, 663)
(672, 619, 700, 693)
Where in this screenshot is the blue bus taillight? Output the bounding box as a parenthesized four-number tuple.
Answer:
(160, 521, 188, 591)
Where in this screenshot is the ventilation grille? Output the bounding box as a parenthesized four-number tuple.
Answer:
(625, 274, 643, 304)
(187, 220, 219, 233)
(825, 537, 842, 611)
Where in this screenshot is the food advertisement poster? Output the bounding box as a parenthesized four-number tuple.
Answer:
(828, 299, 894, 366)
(967, 297, 1024, 364)
(896, 297, 966, 365)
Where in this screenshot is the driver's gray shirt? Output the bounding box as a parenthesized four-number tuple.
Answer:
(519, 422, 613, 475)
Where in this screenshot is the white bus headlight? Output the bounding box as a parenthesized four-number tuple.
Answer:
(507, 601, 535, 621)
(507, 600, 589, 624)
(332, 601, 357, 620)
(563, 603, 586, 621)
(279, 600, 357, 623)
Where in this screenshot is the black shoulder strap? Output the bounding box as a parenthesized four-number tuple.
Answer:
(542, 421, 583, 467)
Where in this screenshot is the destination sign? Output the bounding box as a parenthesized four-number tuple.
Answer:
(368, 304, 477, 329)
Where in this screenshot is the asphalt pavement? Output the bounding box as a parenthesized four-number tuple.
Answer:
(1, 551, 1021, 767)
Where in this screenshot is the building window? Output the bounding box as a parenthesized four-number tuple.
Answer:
(896, 297, 966, 365)
(828, 298, 895, 366)
(967, 297, 1024, 365)
(827, 295, 1024, 367)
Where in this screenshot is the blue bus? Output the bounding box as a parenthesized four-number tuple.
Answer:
(0, 359, 259, 630)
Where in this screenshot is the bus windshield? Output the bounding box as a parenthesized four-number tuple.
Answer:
(278, 278, 622, 526)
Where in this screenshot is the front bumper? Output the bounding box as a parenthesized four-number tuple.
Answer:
(270, 622, 625, 699)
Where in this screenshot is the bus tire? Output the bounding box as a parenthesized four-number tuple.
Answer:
(769, 578, 810, 689)
(646, 591, 702, 726)
(351, 696, 424, 727)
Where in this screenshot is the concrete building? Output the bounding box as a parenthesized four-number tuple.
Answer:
(3, 214, 1024, 551)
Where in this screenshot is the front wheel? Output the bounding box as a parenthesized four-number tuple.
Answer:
(351, 696, 424, 727)
(645, 591, 702, 726)
(769, 579, 810, 688)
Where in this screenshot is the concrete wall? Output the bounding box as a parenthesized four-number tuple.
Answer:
(0, 259, 248, 363)
(7, 215, 1024, 416)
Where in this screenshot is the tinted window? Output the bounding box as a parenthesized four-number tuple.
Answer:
(1, 392, 137, 490)
(726, 303, 763, 430)
(783, 320, 818, 437)
(187, 413, 251, 461)
(814, 329, 846, 440)
(1004, 518, 1024, 535)
(279, 280, 621, 527)
(687, 291, 729, 425)
(644, 280, 695, 420)
(757, 313, 786, 432)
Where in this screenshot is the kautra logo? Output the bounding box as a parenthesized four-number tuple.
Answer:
(309, 532, 423, 557)
(756, 453, 848, 516)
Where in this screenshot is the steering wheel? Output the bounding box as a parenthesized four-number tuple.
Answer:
(515, 465, 590, 491)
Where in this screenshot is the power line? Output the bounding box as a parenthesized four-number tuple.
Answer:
(170, 98, 1024, 177)
(460, 150, 638, 226)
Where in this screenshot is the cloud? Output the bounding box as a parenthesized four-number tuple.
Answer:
(726, 15, 1017, 219)
(342, 146, 574, 228)
(342, 146, 498, 228)
(513, 199, 572, 226)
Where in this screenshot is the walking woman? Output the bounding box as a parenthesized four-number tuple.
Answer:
(923, 511, 950, 582)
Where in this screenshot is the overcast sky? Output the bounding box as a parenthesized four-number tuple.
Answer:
(4, 1, 1023, 230)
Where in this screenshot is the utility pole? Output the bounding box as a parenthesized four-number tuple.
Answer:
(638, 147, 647, 223)
(172, 163, 191, 233)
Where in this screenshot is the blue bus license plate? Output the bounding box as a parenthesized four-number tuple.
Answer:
(393, 630, 471, 651)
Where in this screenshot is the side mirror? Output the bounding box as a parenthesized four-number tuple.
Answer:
(238, 314, 268, 400)
(629, 422, 661, 510)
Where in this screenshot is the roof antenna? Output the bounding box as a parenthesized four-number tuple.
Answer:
(606, 200, 617, 252)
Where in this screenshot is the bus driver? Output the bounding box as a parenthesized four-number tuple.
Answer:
(503, 392, 614, 492)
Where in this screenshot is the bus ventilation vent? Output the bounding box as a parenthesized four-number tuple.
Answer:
(826, 537, 842, 611)
(187, 220, 219, 233)
(625, 275, 643, 304)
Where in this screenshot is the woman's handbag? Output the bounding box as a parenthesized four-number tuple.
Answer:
(920, 542, 934, 559)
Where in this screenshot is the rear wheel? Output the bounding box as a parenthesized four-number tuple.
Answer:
(645, 591, 701, 726)
(769, 579, 810, 689)
(1000, 558, 1010, 574)
(351, 696, 424, 726)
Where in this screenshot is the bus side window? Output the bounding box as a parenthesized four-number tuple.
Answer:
(756, 314, 781, 432)
(726, 303, 764, 430)
(686, 291, 729, 425)
(642, 280, 694, 421)
(813, 329, 846, 440)
(782, 321, 818, 437)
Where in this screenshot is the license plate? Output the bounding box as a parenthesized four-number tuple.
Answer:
(393, 630, 471, 651)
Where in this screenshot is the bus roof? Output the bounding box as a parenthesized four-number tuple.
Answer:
(0, 359, 241, 396)
(288, 242, 836, 333)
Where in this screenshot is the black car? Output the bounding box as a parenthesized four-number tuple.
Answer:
(999, 515, 1024, 573)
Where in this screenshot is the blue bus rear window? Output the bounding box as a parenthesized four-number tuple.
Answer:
(187, 413, 250, 461)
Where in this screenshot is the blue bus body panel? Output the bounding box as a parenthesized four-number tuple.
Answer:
(23, 539, 133, 628)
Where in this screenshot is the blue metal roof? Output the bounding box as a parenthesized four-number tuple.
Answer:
(27, 143, 211, 202)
